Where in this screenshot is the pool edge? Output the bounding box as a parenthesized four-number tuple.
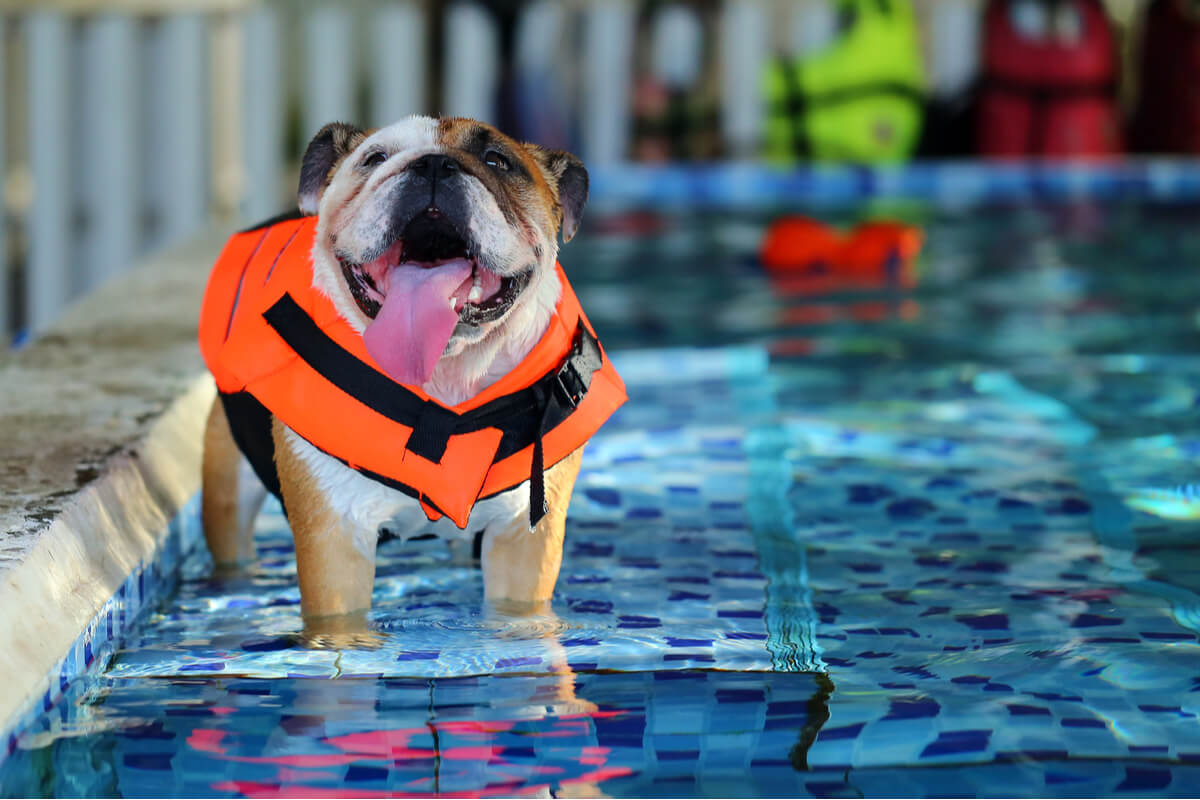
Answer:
(0, 376, 214, 757)
(0, 230, 227, 757)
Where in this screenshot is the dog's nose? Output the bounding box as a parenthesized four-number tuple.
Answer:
(408, 154, 461, 183)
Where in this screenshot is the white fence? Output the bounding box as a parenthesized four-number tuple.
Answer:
(0, 0, 647, 340)
(0, 0, 1061, 341)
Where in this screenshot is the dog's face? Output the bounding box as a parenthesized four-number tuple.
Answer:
(299, 116, 588, 388)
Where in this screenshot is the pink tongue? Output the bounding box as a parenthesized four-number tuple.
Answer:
(363, 259, 474, 386)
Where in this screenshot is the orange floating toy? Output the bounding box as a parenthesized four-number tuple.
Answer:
(760, 216, 923, 288)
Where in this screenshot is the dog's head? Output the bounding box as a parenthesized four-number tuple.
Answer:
(299, 115, 588, 389)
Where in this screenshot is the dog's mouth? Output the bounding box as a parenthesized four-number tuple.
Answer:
(339, 213, 530, 326)
(337, 212, 531, 386)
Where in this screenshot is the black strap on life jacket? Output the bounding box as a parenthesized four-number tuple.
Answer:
(259, 291, 604, 527)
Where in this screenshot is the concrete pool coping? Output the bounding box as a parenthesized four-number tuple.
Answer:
(0, 232, 225, 739)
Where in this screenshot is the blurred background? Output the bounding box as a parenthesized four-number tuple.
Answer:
(0, 0, 1195, 342)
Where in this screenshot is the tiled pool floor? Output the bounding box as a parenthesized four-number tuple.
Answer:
(4, 203, 1200, 797)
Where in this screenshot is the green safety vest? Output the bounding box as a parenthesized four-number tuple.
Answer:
(764, 0, 925, 164)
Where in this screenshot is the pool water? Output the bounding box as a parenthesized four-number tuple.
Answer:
(5, 201, 1200, 797)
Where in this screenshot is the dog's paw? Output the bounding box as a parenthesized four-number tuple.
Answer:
(207, 560, 259, 581)
(298, 630, 385, 651)
(298, 612, 384, 651)
(550, 780, 611, 798)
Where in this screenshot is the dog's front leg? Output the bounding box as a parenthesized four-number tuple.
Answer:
(481, 446, 584, 610)
(273, 419, 377, 623)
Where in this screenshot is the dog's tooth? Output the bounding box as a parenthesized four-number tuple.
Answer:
(466, 271, 483, 303)
(449, 296, 457, 311)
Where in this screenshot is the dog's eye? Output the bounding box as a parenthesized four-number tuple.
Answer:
(362, 150, 388, 169)
(483, 149, 511, 172)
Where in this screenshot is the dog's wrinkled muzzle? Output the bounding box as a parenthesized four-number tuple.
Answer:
(341, 202, 527, 386)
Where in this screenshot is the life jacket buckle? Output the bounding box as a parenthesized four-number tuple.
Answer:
(554, 364, 584, 409)
(553, 325, 603, 411)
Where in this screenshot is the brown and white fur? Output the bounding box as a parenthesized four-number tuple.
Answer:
(201, 116, 591, 632)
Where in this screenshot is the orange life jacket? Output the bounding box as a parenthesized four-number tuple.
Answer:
(198, 212, 626, 529)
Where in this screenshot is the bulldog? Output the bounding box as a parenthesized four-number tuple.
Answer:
(198, 116, 625, 631)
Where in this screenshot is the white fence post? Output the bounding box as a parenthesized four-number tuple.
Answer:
(146, 13, 208, 249)
(926, 0, 980, 100)
(81, 14, 139, 289)
(650, 4, 703, 90)
(442, 2, 498, 124)
(304, 5, 356, 138)
(370, 1, 426, 126)
(720, 0, 769, 160)
(790, 0, 836, 56)
(581, 0, 634, 165)
(26, 11, 71, 334)
(242, 4, 283, 221)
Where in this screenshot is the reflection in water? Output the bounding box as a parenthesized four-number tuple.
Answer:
(1123, 484, 1200, 521)
(791, 673, 836, 771)
(8, 667, 1199, 797)
(4, 672, 844, 797)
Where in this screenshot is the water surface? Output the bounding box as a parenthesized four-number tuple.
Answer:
(5, 201, 1200, 797)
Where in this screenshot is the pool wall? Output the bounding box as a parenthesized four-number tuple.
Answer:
(0, 233, 222, 756)
(586, 160, 1200, 211)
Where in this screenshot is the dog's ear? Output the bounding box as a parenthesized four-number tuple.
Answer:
(298, 122, 367, 215)
(528, 146, 589, 243)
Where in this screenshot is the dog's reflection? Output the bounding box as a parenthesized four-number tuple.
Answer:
(276, 619, 610, 797)
(297, 596, 596, 714)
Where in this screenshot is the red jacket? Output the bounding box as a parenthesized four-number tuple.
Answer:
(978, 0, 1121, 158)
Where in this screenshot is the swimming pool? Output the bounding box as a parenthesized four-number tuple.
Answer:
(4, 195, 1200, 797)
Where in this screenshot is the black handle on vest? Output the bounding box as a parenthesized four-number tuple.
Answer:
(527, 334, 600, 528)
(529, 383, 552, 528)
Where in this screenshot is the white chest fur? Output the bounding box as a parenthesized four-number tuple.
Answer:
(281, 426, 530, 557)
